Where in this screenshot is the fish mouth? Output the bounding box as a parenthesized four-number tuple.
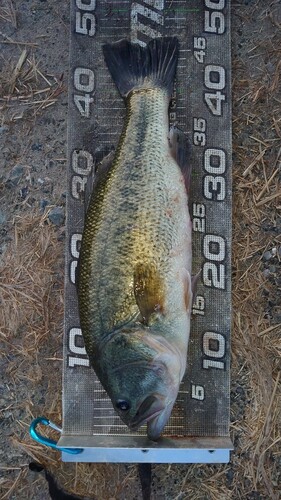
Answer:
(128, 394, 165, 431)
(146, 403, 174, 441)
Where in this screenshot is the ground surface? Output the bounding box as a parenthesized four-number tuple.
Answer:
(0, 0, 280, 499)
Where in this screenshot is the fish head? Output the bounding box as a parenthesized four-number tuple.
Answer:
(98, 329, 186, 440)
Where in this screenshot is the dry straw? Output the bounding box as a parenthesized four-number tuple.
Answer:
(0, 43, 65, 123)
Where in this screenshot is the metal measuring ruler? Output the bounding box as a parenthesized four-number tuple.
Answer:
(59, 0, 233, 463)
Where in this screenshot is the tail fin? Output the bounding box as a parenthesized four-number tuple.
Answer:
(102, 37, 179, 97)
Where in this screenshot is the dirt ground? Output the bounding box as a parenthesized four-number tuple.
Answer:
(0, 0, 280, 499)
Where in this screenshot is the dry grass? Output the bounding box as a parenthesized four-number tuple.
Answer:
(0, 213, 63, 347)
(0, 214, 64, 498)
(228, 4, 281, 497)
(0, 49, 65, 124)
(0, 0, 17, 28)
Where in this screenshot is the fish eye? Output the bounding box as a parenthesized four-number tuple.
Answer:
(116, 399, 131, 411)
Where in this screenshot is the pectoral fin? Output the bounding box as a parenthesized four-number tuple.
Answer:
(191, 271, 201, 305)
(134, 263, 165, 325)
(84, 151, 115, 213)
(168, 126, 191, 193)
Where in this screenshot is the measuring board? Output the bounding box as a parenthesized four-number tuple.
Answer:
(59, 0, 233, 463)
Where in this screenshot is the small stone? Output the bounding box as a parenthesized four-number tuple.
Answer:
(236, 386, 245, 396)
(3, 411, 13, 419)
(0, 241, 7, 253)
(263, 250, 272, 261)
(40, 199, 50, 212)
(247, 491, 262, 500)
(37, 178, 44, 184)
(269, 265, 276, 274)
(25, 172, 32, 183)
(6, 164, 24, 186)
(273, 313, 281, 323)
(266, 62, 275, 74)
(19, 186, 29, 200)
(31, 143, 43, 151)
(41, 180, 53, 194)
(226, 468, 234, 484)
(0, 125, 9, 134)
(48, 206, 65, 226)
(271, 247, 277, 256)
(263, 269, 270, 278)
(0, 210, 7, 225)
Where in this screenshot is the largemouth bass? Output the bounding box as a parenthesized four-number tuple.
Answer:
(77, 37, 193, 440)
